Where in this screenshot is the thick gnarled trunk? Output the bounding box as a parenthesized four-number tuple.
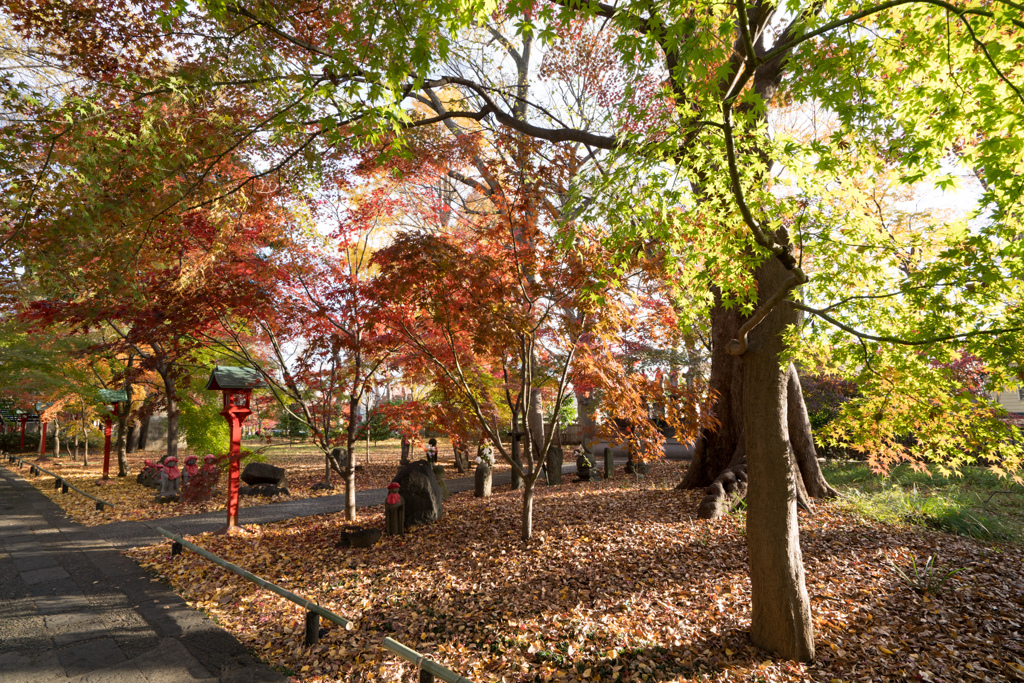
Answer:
(680, 305, 836, 518)
(678, 298, 745, 490)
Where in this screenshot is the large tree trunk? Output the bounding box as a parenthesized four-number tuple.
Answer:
(520, 476, 535, 542)
(678, 297, 745, 490)
(82, 413, 89, 466)
(787, 363, 838, 499)
(115, 408, 129, 476)
(126, 420, 139, 454)
(137, 414, 150, 450)
(679, 300, 835, 517)
(344, 392, 360, 523)
(509, 411, 523, 490)
(116, 368, 133, 476)
(743, 258, 814, 661)
(162, 370, 179, 463)
(526, 388, 545, 460)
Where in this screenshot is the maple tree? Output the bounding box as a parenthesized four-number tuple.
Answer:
(211, 197, 398, 522)
(18, 180, 294, 468)
(343, 3, 1024, 660)
(0, 314, 131, 463)
(364, 115, 711, 539)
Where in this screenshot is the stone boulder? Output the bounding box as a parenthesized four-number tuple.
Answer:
(241, 462, 287, 487)
(335, 526, 382, 548)
(432, 465, 450, 501)
(239, 484, 290, 497)
(391, 459, 443, 526)
(330, 447, 349, 471)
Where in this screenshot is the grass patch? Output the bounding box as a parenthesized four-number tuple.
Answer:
(823, 461, 1024, 543)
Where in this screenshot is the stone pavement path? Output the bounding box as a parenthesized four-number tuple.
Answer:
(0, 465, 284, 683)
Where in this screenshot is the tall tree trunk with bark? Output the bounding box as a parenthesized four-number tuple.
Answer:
(137, 414, 150, 450)
(677, 298, 745, 491)
(520, 476, 535, 542)
(115, 409, 129, 476)
(509, 409, 523, 490)
(344, 387, 361, 522)
(81, 410, 89, 466)
(741, 257, 815, 661)
(158, 366, 179, 463)
(126, 420, 139, 454)
(526, 388, 545, 462)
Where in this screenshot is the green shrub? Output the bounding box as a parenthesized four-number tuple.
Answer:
(179, 395, 229, 456)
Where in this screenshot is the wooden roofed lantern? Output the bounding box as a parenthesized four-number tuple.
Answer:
(206, 366, 267, 534)
(206, 366, 266, 413)
(97, 389, 127, 483)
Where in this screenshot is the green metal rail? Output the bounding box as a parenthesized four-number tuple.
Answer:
(3, 453, 114, 511)
(155, 527, 473, 682)
(383, 637, 475, 683)
(155, 527, 354, 633)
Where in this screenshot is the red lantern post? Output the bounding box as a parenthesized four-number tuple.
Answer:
(35, 403, 50, 458)
(206, 366, 265, 534)
(98, 390, 127, 484)
(101, 407, 117, 480)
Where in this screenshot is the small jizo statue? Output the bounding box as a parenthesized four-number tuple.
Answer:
(474, 446, 493, 498)
(202, 454, 217, 474)
(575, 446, 594, 482)
(425, 438, 438, 464)
(157, 456, 182, 501)
(385, 482, 405, 536)
(182, 455, 199, 487)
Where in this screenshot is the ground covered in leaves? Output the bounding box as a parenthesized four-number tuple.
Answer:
(13, 437, 499, 526)
(126, 462, 1024, 682)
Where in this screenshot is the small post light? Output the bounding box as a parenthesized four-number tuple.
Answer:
(206, 366, 266, 534)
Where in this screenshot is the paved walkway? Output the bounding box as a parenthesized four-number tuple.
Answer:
(0, 465, 284, 682)
(1, 453, 676, 681)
